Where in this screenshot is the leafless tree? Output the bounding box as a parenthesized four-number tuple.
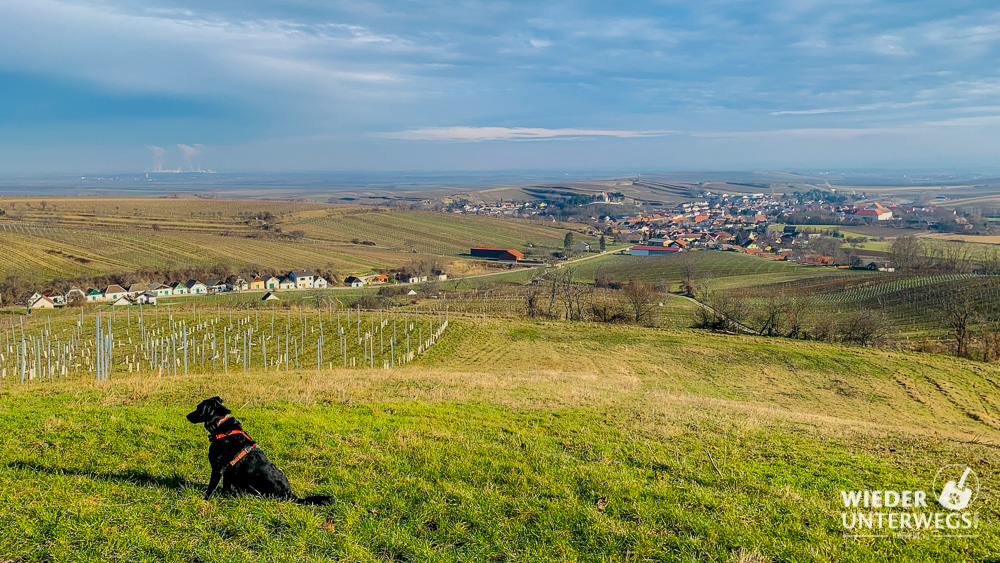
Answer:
(622, 279, 659, 325)
(979, 248, 1000, 275)
(940, 243, 974, 274)
(695, 290, 750, 333)
(525, 280, 543, 318)
(837, 309, 894, 347)
(66, 291, 86, 308)
(679, 261, 698, 297)
(754, 294, 790, 336)
(563, 279, 592, 321)
(591, 298, 630, 323)
(778, 295, 807, 339)
(939, 288, 980, 357)
(891, 235, 924, 273)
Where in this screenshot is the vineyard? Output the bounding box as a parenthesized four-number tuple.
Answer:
(723, 272, 1000, 337)
(0, 197, 597, 287)
(0, 303, 451, 385)
(280, 207, 594, 256)
(417, 285, 701, 326)
(570, 251, 869, 290)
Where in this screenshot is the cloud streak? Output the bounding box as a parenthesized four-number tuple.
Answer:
(769, 102, 927, 116)
(376, 126, 677, 141)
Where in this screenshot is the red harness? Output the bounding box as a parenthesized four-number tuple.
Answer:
(212, 428, 253, 442)
(207, 416, 258, 467)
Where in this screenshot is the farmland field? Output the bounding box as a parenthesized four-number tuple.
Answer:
(1, 319, 997, 561)
(0, 198, 597, 286)
(920, 233, 1000, 246)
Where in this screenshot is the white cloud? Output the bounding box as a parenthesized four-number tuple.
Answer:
(921, 115, 1000, 127)
(770, 101, 926, 116)
(871, 34, 913, 56)
(376, 126, 677, 141)
(0, 0, 432, 100)
(697, 114, 1000, 139)
(695, 127, 905, 140)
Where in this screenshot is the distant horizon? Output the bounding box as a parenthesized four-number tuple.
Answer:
(4, 167, 1000, 179)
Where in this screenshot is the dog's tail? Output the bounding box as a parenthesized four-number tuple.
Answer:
(297, 495, 334, 506)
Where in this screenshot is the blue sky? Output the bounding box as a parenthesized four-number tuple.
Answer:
(1, 0, 999, 173)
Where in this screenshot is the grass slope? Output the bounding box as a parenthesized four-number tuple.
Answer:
(1, 321, 998, 561)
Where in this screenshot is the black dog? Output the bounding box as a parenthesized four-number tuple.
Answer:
(186, 397, 332, 505)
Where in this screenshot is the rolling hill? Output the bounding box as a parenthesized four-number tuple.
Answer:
(1, 318, 997, 561)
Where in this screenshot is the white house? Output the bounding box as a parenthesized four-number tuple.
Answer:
(134, 292, 157, 305)
(41, 289, 65, 304)
(185, 280, 207, 294)
(170, 282, 189, 295)
(29, 295, 56, 309)
(278, 277, 296, 290)
(205, 279, 228, 293)
(314, 277, 328, 289)
(262, 275, 280, 290)
(149, 283, 173, 297)
(86, 289, 103, 302)
(126, 283, 147, 296)
(289, 270, 315, 289)
(102, 285, 128, 302)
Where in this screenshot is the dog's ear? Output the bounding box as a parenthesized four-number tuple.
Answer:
(210, 396, 223, 404)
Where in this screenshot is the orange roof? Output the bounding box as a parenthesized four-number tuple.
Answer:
(499, 249, 525, 260)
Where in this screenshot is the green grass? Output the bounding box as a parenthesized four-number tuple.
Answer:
(1, 320, 998, 561)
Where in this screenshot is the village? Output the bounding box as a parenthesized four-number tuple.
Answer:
(614, 196, 900, 268)
(24, 268, 450, 311)
(459, 187, 982, 271)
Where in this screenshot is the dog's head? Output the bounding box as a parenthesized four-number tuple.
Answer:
(186, 396, 231, 424)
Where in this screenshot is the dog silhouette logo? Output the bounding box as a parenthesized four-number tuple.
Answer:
(934, 465, 979, 511)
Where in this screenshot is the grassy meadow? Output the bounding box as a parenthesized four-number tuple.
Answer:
(1, 319, 999, 562)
